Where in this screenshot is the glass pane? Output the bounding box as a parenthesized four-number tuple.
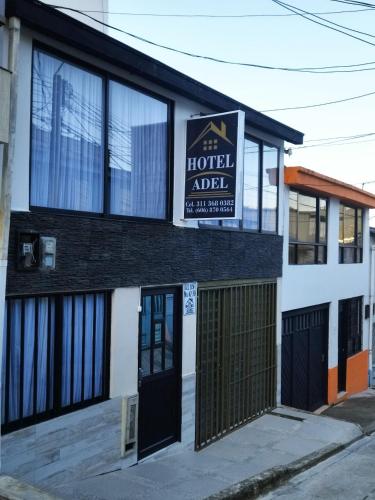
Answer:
(9, 300, 21, 422)
(297, 194, 316, 242)
(31, 49, 104, 212)
(319, 199, 327, 243)
(343, 247, 355, 264)
(109, 80, 168, 219)
(317, 245, 327, 264)
(357, 209, 363, 247)
(73, 296, 84, 404)
(343, 206, 355, 245)
(61, 296, 72, 407)
(37, 298, 49, 413)
(2, 304, 7, 424)
(199, 220, 220, 227)
(141, 296, 151, 376)
(23, 299, 35, 418)
(153, 295, 164, 322)
(243, 139, 259, 230)
(154, 322, 162, 344)
(94, 294, 105, 398)
(297, 245, 315, 264)
(165, 294, 174, 370)
(153, 347, 162, 373)
(339, 204, 344, 244)
(288, 244, 296, 264)
(289, 191, 298, 241)
(83, 295, 94, 401)
(262, 146, 278, 232)
(222, 219, 240, 228)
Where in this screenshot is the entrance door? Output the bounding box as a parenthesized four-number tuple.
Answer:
(282, 305, 328, 412)
(138, 288, 181, 460)
(338, 301, 347, 392)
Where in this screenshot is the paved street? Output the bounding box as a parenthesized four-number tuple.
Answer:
(261, 434, 375, 500)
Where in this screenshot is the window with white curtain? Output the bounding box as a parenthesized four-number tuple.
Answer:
(199, 138, 279, 233)
(1, 292, 109, 433)
(30, 48, 170, 218)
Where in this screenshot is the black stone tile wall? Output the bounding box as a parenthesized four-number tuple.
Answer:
(7, 211, 283, 295)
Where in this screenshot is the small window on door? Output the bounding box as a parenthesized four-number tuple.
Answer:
(140, 293, 175, 376)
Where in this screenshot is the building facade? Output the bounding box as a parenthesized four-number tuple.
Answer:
(1, 0, 303, 489)
(281, 167, 375, 412)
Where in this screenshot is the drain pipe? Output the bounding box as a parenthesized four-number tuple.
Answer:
(368, 244, 375, 387)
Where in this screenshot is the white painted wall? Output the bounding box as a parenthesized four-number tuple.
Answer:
(282, 185, 371, 368)
(110, 287, 140, 398)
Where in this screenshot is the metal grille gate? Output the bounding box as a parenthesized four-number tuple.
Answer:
(195, 281, 277, 450)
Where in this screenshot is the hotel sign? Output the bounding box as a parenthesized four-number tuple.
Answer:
(184, 111, 244, 220)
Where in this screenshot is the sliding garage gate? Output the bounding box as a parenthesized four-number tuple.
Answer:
(195, 281, 277, 450)
(281, 305, 328, 412)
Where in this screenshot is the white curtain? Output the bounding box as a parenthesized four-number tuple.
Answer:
(109, 81, 168, 219)
(31, 49, 104, 212)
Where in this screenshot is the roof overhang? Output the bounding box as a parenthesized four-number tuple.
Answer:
(5, 0, 304, 144)
(285, 166, 375, 209)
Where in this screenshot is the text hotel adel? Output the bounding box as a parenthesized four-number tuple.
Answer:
(0, 0, 375, 497)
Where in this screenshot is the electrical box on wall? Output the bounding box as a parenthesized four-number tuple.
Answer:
(17, 232, 57, 271)
(17, 231, 40, 270)
(40, 236, 56, 270)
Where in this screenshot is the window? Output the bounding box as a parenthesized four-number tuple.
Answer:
(339, 204, 363, 263)
(289, 191, 327, 265)
(31, 48, 170, 219)
(199, 138, 279, 233)
(1, 292, 110, 433)
(339, 297, 362, 357)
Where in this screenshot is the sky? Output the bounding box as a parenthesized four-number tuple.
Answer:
(102, 0, 375, 191)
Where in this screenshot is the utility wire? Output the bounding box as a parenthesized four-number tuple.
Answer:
(41, 3, 375, 74)
(261, 89, 375, 112)
(331, 1, 375, 8)
(50, 7, 375, 18)
(271, 0, 375, 47)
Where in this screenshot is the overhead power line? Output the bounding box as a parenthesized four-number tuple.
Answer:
(43, 4, 375, 74)
(271, 0, 375, 47)
(331, 1, 375, 7)
(261, 89, 375, 112)
(51, 7, 375, 18)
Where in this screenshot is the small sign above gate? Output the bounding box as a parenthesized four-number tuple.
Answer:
(183, 282, 197, 316)
(184, 111, 245, 220)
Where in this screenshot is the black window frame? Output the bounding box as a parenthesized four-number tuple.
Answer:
(2, 290, 111, 434)
(199, 136, 280, 234)
(288, 189, 328, 265)
(29, 42, 174, 224)
(339, 296, 363, 358)
(339, 203, 363, 264)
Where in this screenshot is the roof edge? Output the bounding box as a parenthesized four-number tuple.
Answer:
(284, 166, 375, 209)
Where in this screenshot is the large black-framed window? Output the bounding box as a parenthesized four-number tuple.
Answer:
(199, 137, 279, 233)
(1, 291, 111, 434)
(30, 46, 171, 221)
(339, 204, 363, 264)
(288, 190, 327, 265)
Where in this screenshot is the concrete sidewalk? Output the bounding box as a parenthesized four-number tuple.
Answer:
(323, 388, 375, 434)
(44, 407, 361, 500)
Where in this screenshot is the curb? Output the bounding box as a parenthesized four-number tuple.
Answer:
(204, 434, 364, 500)
(0, 475, 60, 500)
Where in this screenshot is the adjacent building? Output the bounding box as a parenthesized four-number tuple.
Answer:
(281, 167, 375, 411)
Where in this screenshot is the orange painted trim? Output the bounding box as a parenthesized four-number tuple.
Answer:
(327, 350, 369, 404)
(346, 349, 368, 395)
(284, 166, 375, 208)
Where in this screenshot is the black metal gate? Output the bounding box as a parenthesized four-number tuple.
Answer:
(195, 281, 277, 450)
(282, 305, 328, 412)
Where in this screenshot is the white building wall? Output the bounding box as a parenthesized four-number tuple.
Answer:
(281, 185, 371, 370)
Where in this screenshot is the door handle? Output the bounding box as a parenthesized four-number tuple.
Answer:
(138, 367, 144, 389)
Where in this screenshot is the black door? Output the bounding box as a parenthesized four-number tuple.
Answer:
(282, 305, 328, 412)
(138, 288, 181, 460)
